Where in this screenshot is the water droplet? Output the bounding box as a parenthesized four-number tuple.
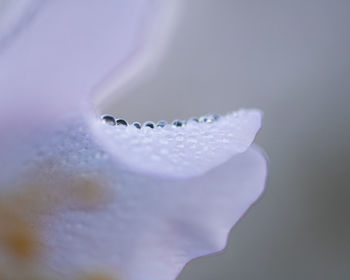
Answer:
(172, 120, 184, 127)
(116, 119, 128, 126)
(157, 120, 168, 128)
(144, 121, 155, 129)
(205, 114, 220, 123)
(132, 122, 141, 129)
(199, 116, 208, 122)
(101, 114, 116, 126)
(212, 114, 220, 121)
(188, 117, 199, 123)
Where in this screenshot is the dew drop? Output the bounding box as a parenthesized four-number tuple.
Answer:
(188, 117, 199, 123)
(133, 122, 141, 129)
(143, 121, 155, 129)
(172, 120, 184, 127)
(157, 121, 168, 128)
(101, 114, 116, 126)
(199, 116, 208, 122)
(212, 114, 220, 121)
(116, 119, 128, 126)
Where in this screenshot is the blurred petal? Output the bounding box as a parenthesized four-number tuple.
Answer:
(0, 0, 176, 183)
(0, 0, 165, 129)
(0, 0, 43, 45)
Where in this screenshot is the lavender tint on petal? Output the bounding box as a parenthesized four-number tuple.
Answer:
(92, 109, 263, 178)
(4, 117, 266, 280)
(0, 0, 44, 50)
(0, 0, 161, 129)
(0, 2, 267, 280)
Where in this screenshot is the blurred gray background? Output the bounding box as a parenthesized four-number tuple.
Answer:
(104, 0, 350, 279)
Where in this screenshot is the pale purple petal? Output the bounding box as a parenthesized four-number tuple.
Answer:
(92, 109, 262, 177)
(0, 0, 170, 182)
(0, 0, 162, 129)
(0, 116, 266, 280)
(43, 147, 266, 280)
(0, 2, 267, 279)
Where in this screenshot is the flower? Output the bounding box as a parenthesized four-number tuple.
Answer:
(0, 1, 267, 280)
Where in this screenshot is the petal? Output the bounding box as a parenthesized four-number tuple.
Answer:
(119, 146, 267, 280)
(41, 145, 267, 280)
(0, 0, 171, 128)
(0, 0, 43, 45)
(0, 116, 267, 280)
(0, 0, 177, 182)
(92, 109, 262, 178)
(0, 3, 267, 279)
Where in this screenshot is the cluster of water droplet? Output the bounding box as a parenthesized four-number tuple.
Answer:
(100, 114, 221, 129)
(93, 109, 262, 177)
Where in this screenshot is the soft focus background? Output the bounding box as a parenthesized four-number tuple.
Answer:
(104, 0, 350, 279)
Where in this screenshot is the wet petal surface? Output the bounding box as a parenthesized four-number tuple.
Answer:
(93, 110, 262, 177)
(0, 2, 267, 279)
(3, 116, 266, 280)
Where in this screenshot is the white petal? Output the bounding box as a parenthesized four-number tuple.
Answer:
(0, 0, 43, 45)
(92, 109, 262, 178)
(41, 143, 266, 280)
(0, 2, 267, 279)
(0, 116, 266, 280)
(0, 0, 170, 129)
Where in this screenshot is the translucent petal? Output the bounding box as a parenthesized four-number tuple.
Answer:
(0, 0, 43, 44)
(42, 147, 266, 280)
(92, 109, 262, 177)
(0, 116, 266, 280)
(0, 2, 267, 279)
(0, 0, 164, 128)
